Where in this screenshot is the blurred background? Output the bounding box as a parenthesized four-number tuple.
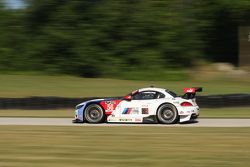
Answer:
(0, 0, 250, 80)
(0, 1, 250, 167)
(0, 0, 249, 103)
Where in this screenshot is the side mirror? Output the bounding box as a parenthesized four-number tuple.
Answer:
(124, 95, 132, 101)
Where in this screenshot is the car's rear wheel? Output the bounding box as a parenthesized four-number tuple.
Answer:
(84, 104, 105, 123)
(157, 103, 179, 124)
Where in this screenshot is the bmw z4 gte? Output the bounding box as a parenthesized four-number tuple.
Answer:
(73, 87, 202, 124)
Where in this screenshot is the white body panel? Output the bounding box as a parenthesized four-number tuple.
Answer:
(74, 87, 200, 123)
(106, 88, 199, 123)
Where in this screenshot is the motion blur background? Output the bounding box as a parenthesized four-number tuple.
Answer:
(1, 0, 250, 80)
(0, 1, 250, 167)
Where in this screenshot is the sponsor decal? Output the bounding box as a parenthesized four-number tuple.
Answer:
(142, 108, 149, 114)
(184, 88, 196, 93)
(132, 110, 139, 114)
(144, 91, 156, 94)
(100, 100, 122, 114)
(122, 108, 139, 114)
(135, 118, 142, 122)
(119, 118, 132, 122)
(105, 101, 115, 104)
(108, 118, 116, 122)
(122, 108, 132, 114)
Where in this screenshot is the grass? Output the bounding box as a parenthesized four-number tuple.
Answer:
(201, 107, 250, 118)
(0, 107, 249, 118)
(0, 74, 249, 98)
(0, 109, 72, 118)
(0, 126, 249, 167)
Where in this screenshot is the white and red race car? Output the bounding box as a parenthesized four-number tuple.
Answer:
(73, 87, 202, 124)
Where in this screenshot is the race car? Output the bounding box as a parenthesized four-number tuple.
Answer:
(73, 87, 202, 124)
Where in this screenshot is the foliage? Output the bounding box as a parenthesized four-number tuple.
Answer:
(0, 0, 250, 79)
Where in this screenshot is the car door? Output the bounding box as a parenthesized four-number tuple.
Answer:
(132, 91, 158, 116)
(118, 99, 140, 118)
(118, 91, 163, 118)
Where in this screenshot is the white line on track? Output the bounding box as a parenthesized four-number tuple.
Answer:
(0, 118, 250, 127)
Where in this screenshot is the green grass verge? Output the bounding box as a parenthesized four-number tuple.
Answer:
(0, 74, 249, 98)
(0, 109, 72, 118)
(201, 107, 250, 118)
(0, 126, 249, 167)
(0, 107, 249, 118)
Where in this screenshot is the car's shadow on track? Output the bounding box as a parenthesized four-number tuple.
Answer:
(103, 120, 199, 125)
(73, 119, 199, 125)
(179, 120, 199, 125)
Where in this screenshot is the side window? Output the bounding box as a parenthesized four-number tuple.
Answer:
(157, 92, 165, 99)
(132, 92, 143, 100)
(132, 91, 165, 100)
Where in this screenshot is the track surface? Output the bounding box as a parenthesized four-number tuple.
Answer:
(0, 118, 250, 127)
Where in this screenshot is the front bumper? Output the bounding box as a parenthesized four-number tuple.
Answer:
(72, 119, 84, 123)
(74, 107, 84, 123)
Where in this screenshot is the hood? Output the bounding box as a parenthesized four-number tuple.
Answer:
(76, 98, 105, 108)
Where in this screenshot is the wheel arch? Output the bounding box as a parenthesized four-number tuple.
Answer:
(82, 102, 106, 120)
(156, 102, 179, 114)
(156, 102, 180, 124)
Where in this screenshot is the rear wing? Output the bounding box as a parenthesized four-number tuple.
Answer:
(184, 87, 202, 93)
(182, 87, 202, 99)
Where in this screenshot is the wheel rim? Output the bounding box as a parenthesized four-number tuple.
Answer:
(86, 106, 103, 122)
(160, 107, 175, 121)
(89, 109, 101, 120)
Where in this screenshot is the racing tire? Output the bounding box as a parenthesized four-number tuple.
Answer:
(157, 103, 179, 124)
(84, 104, 105, 123)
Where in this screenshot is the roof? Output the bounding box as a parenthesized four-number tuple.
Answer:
(138, 87, 166, 94)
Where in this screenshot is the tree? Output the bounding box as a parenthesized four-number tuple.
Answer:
(1, 0, 249, 78)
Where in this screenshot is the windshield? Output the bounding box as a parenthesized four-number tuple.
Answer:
(127, 90, 139, 96)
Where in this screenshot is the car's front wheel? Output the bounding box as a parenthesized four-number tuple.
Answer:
(157, 103, 179, 124)
(84, 104, 105, 123)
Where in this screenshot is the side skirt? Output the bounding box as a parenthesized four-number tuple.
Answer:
(142, 115, 158, 124)
(107, 115, 158, 124)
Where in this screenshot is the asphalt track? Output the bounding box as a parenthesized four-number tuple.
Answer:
(0, 118, 250, 127)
